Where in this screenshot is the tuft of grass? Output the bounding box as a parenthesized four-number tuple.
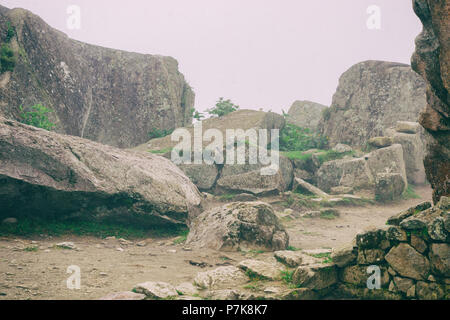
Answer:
(401, 185, 420, 200)
(315, 150, 355, 165)
(0, 218, 188, 240)
(309, 252, 333, 264)
(173, 230, 189, 245)
(282, 151, 313, 161)
(286, 246, 300, 251)
(149, 148, 172, 154)
(23, 246, 38, 252)
(245, 269, 266, 281)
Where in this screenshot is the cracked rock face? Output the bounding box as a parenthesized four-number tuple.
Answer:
(0, 5, 194, 148)
(318, 60, 426, 147)
(0, 117, 202, 226)
(411, 0, 449, 204)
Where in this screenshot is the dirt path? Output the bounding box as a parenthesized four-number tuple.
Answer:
(284, 185, 432, 249)
(0, 185, 432, 300)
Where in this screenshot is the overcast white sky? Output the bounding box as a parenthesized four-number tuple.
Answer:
(1, 0, 422, 113)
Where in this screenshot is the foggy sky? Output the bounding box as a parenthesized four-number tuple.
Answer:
(1, 0, 422, 113)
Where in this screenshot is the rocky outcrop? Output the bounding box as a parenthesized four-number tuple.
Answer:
(411, 0, 450, 203)
(186, 202, 289, 251)
(0, 117, 202, 226)
(316, 144, 407, 195)
(286, 100, 327, 131)
(136, 109, 285, 153)
(0, 5, 194, 148)
(137, 110, 289, 194)
(318, 60, 426, 147)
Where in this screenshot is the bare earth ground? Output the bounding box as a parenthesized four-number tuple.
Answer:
(0, 185, 432, 300)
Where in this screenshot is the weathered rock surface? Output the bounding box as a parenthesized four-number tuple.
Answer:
(186, 202, 289, 251)
(292, 264, 337, 290)
(274, 250, 322, 268)
(368, 136, 393, 148)
(136, 109, 285, 153)
(391, 129, 427, 184)
(286, 100, 327, 131)
(238, 259, 281, 280)
(375, 173, 406, 202)
(385, 243, 430, 280)
(193, 266, 248, 290)
(331, 244, 357, 268)
(396, 121, 421, 134)
(317, 144, 407, 194)
(216, 153, 293, 195)
(411, 0, 450, 204)
(318, 60, 426, 147)
(133, 281, 178, 299)
(0, 5, 194, 148)
(429, 243, 450, 277)
(0, 117, 202, 225)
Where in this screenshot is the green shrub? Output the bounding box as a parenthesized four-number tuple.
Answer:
(148, 128, 174, 139)
(321, 107, 332, 121)
(0, 44, 16, 73)
(279, 124, 328, 152)
(19, 104, 56, 131)
(207, 97, 239, 117)
(6, 22, 16, 42)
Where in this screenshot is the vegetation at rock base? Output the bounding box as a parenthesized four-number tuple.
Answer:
(148, 128, 174, 139)
(401, 185, 421, 200)
(19, 104, 56, 131)
(0, 218, 189, 240)
(207, 97, 240, 117)
(279, 123, 328, 152)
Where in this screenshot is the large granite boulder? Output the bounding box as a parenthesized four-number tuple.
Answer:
(135, 109, 285, 153)
(216, 152, 293, 195)
(186, 202, 289, 251)
(286, 100, 327, 131)
(0, 117, 202, 226)
(317, 144, 407, 193)
(0, 5, 194, 148)
(411, 0, 450, 204)
(318, 60, 426, 147)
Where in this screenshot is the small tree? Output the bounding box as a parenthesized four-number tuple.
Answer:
(19, 104, 56, 131)
(206, 97, 239, 117)
(0, 44, 16, 73)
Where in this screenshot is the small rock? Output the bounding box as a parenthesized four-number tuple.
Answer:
(175, 282, 199, 296)
(332, 143, 352, 154)
(167, 249, 177, 253)
(194, 266, 248, 290)
(292, 264, 337, 290)
(133, 281, 178, 299)
(55, 242, 77, 250)
(136, 241, 147, 247)
(395, 121, 420, 134)
(410, 235, 427, 254)
(99, 292, 146, 300)
(2, 217, 18, 224)
(368, 136, 393, 148)
(331, 244, 356, 267)
(238, 259, 281, 280)
(330, 186, 354, 195)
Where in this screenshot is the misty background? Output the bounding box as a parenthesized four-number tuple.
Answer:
(1, 0, 422, 114)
